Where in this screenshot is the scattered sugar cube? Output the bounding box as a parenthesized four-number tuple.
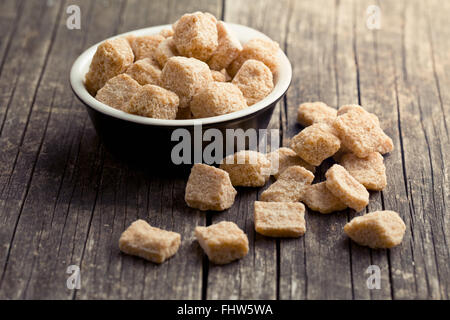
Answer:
(185, 163, 237, 211)
(290, 123, 341, 166)
(297, 101, 337, 127)
(119, 219, 181, 263)
(337, 104, 378, 123)
(338, 104, 381, 130)
(161, 56, 213, 108)
(254, 201, 306, 237)
(325, 164, 369, 212)
(195, 221, 249, 264)
(173, 12, 218, 61)
(154, 37, 179, 68)
(340, 152, 387, 191)
(300, 182, 347, 214)
(125, 58, 161, 86)
(260, 165, 314, 202)
(344, 210, 406, 249)
(85, 37, 134, 95)
(227, 38, 279, 77)
(95, 74, 141, 111)
(220, 150, 271, 187)
(211, 70, 227, 82)
(190, 82, 247, 118)
(207, 21, 243, 71)
(231, 59, 274, 106)
(267, 147, 315, 179)
(333, 106, 394, 157)
(125, 84, 179, 119)
(129, 34, 165, 61)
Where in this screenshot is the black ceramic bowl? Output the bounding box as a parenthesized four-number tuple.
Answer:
(70, 23, 292, 171)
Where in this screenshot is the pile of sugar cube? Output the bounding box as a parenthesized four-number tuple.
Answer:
(85, 12, 279, 120)
(119, 102, 406, 265)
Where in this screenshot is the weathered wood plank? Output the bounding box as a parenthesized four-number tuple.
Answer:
(205, 0, 291, 300)
(0, 0, 117, 299)
(279, 0, 354, 300)
(384, 0, 449, 299)
(75, 0, 222, 300)
(0, 0, 448, 300)
(350, 0, 393, 300)
(423, 0, 450, 299)
(0, 0, 64, 298)
(0, 0, 23, 88)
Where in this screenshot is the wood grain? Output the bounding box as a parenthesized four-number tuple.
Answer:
(0, 0, 448, 300)
(205, 0, 291, 300)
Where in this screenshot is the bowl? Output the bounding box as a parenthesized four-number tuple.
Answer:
(70, 23, 292, 172)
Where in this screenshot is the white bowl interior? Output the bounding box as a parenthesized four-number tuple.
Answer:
(70, 23, 292, 127)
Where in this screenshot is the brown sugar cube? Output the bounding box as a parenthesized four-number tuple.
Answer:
(337, 104, 362, 116)
(222, 69, 232, 82)
(211, 70, 227, 82)
(159, 28, 174, 38)
(254, 201, 306, 237)
(123, 34, 136, 46)
(161, 56, 213, 108)
(220, 150, 271, 187)
(340, 152, 387, 191)
(260, 166, 314, 202)
(85, 37, 134, 95)
(338, 104, 381, 129)
(129, 34, 165, 61)
(125, 58, 161, 86)
(173, 12, 218, 61)
(267, 147, 315, 179)
(290, 123, 341, 166)
(227, 38, 279, 77)
(337, 104, 377, 120)
(333, 106, 393, 157)
(154, 37, 179, 68)
(297, 101, 337, 127)
(207, 21, 243, 71)
(300, 182, 347, 214)
(95, 74, 141, 111)
(125, 84, 179, 119)
(119, 219, 181, 263)
(332, 144, 352, 162)
(325, 164, 369, 212)
(173, 13, 216, 33)
(231, 59, 274, 106)
(190, 82, 247, 118)
(185, 163, 237, 211)
(195, 221, 249, 264)
(344, 210, 406, 249)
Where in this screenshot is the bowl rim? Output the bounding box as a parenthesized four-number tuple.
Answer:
(69, 23, 292, 127)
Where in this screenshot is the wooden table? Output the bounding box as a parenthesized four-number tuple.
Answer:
(0, 0, 448, 300)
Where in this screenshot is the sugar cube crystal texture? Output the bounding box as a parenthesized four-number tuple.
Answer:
(195, 221, 249, 264)
(185, 164, 237, 211)
(254, 201, 306, 237)
(344, 210, 406, 248)
(119, 219, 181, 263)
